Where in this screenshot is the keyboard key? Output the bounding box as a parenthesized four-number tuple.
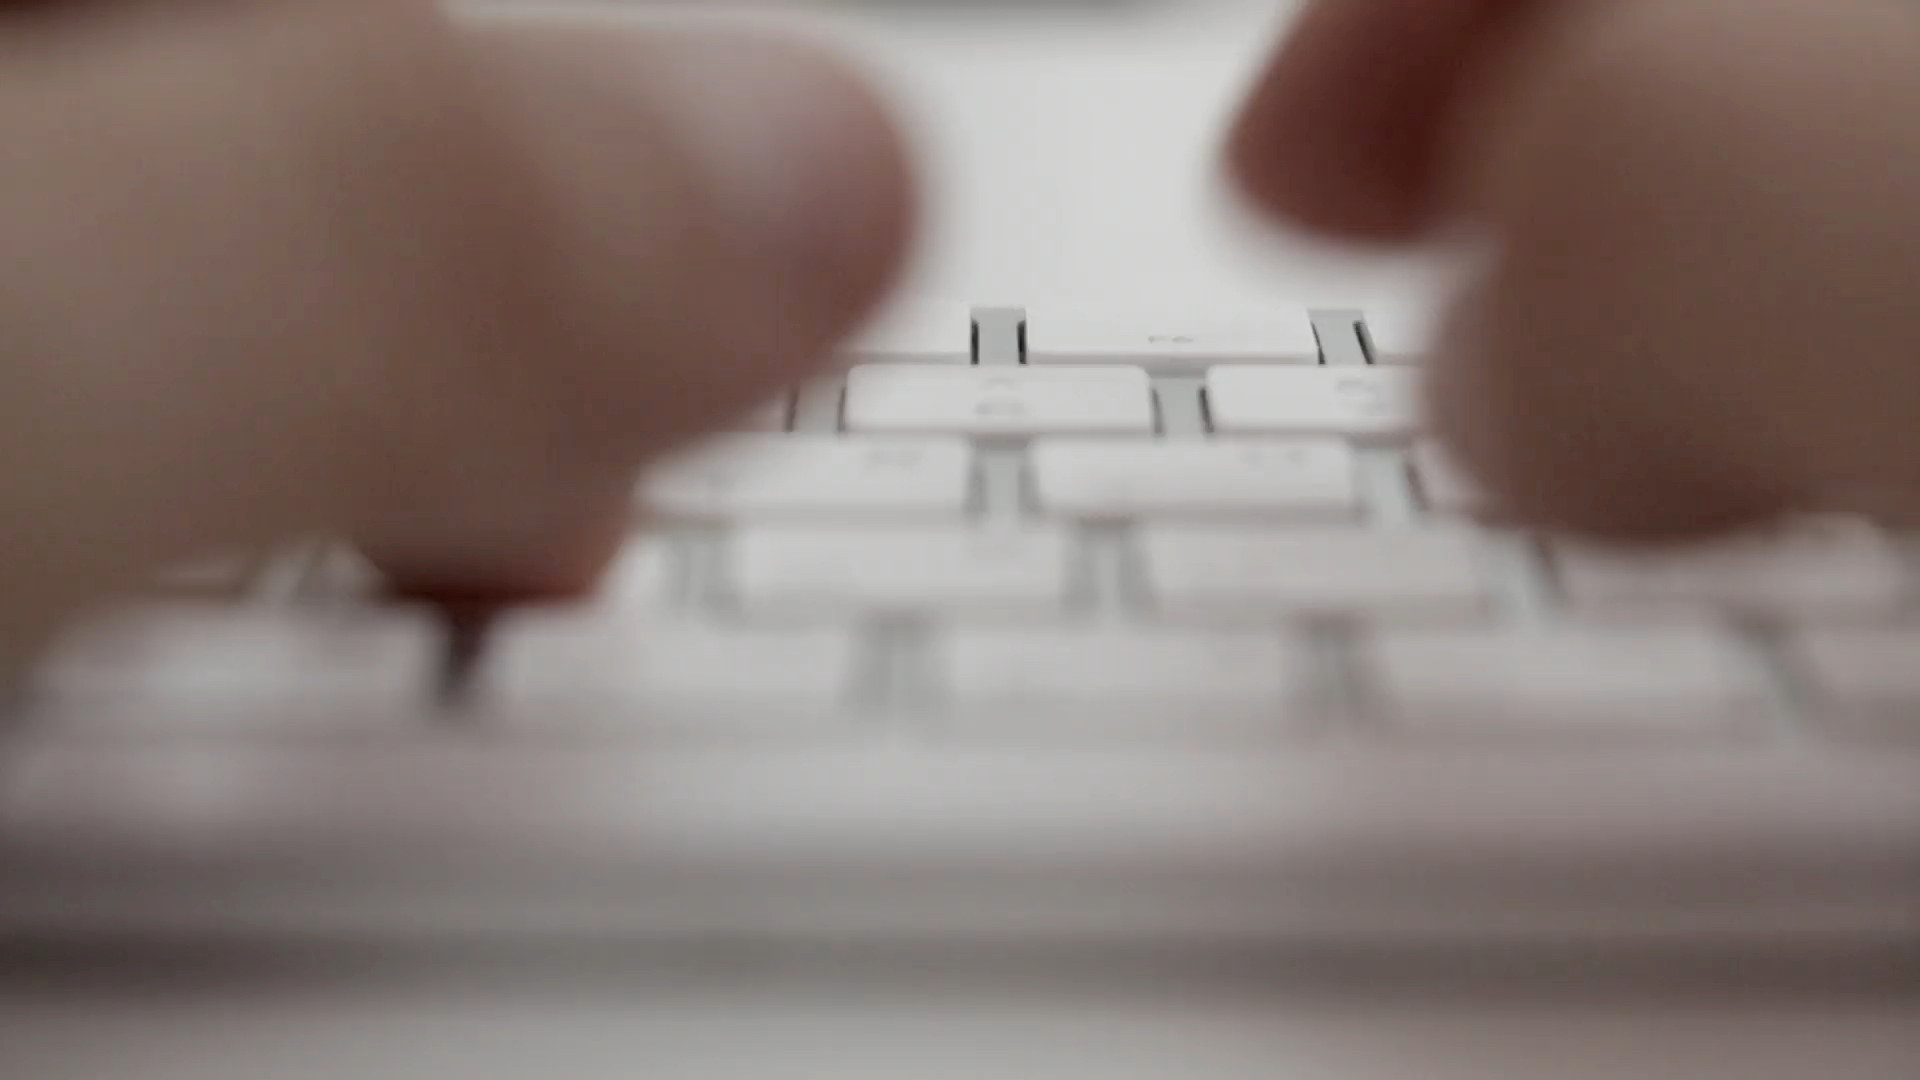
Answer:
(729, 527, 1073, 615)
(1205, 367, 1416, 441)
(23, 606, 440, 732)
(1555, 523, 1912, 618)
(1368, 625, 1766, 734)
(1784, 626, 1920, 729)
(1410, 441, 1488, 516)
(641, 437, 973, 520)
(481, 616, 856, 727)
(1030, 439, 1359, 520)
(941, 628, 1313, 728)
(1140, 526, 1492, 619)
(843, 299, 972, 362)
(1025, 307, 1320, 366)
(844, 365, 1155, 437)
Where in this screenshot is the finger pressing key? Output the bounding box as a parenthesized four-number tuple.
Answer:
(0, 3, 914, 657)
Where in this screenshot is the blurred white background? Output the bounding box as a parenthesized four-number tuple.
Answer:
(481, 0, 1455, 325)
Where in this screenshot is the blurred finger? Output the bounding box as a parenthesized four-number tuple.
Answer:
(0, 3, 912, 651)
(1226, 0, 1526, 241)
(1420, 0, 1920, 539)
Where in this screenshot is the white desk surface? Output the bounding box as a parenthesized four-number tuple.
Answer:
(1, 5, 1908, 1078)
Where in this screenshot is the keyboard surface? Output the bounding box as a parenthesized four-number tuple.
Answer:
(5, 304, 1920, 950)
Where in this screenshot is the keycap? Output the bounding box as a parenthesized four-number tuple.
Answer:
(1205, 367, 1416, 441)
(729, 527, 1073, 615)
(1140, 526, 1492, 619)
(1360, 301, 1436, 364)
(1555, 523, 1912, 618)
(480, 615, 857, 728)
(1030, 439, 1359, 520)
(1024, 307, 1320, 366)
(1368, 625, 1766, 734)
(1783, 626, 1920, 728)
(844, 365, 1155, 436)
(22, 606, 440, 732)
(1410, 441, 1487, 516)
(641, 436, 973, 520)
(940, 627, 1314, 729)
(842, 299, 973, 362)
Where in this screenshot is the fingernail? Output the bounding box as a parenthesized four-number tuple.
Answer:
(646, 33, 913, 312)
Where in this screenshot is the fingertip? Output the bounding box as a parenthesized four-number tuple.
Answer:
(1225, 85, 1429, 244)
(1224, 0, 1517, 245)
(1408, 0, 1920, 548)
(360, 27, 919, 604)
(452, 20, 923, 465)
(366, 500, 632, 604)
(1421, 285, 1796, 547)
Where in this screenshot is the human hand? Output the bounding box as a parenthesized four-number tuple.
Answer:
(0, 2, 911, 657)
(1228, 0, 1920, 540)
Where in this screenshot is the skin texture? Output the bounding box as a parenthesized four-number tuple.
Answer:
(3, 0, 1920, 661)
(1229, 0, 1920, 539)
(0, 2, 913, 656)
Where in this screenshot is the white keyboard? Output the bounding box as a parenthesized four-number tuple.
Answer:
(6, 303, 1920, 952)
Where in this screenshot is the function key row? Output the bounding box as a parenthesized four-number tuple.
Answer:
(746, 365, 1420, 439)
(846, 302, 1330, 366)
(1021, 309, 1325, 366)
(844, 365, 1161, 437)
(844, 301, 1440, 366)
